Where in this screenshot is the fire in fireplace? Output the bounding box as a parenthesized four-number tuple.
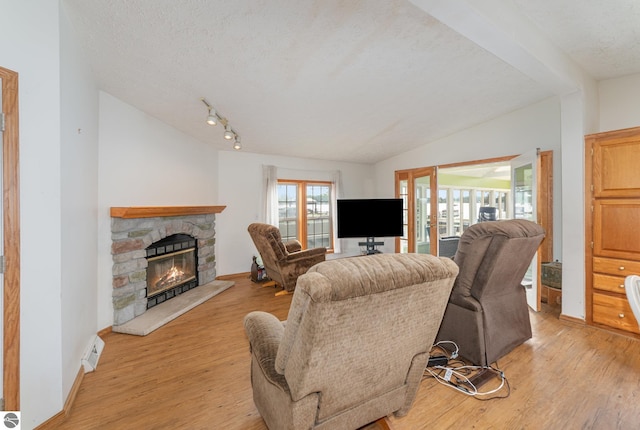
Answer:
(146, 234, 198, 308)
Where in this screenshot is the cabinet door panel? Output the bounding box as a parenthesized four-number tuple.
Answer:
(591, 131, 640, 198)
(593, 199, 640, 259)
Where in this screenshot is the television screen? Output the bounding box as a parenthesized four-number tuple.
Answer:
(337, 198, 403, 239)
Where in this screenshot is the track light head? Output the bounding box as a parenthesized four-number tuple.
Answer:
(206, 109, 217, 126)
(233, 136, 241, 150)
(224, 124, 234, 140)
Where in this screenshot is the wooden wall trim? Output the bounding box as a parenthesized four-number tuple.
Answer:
(1, 65, 21, 411)
(110, 205, 226, 219)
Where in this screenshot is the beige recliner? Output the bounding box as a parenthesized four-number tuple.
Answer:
(436, 219, 545, 366)
(244, 253, 459, 430)
(247, 223, 327, 293)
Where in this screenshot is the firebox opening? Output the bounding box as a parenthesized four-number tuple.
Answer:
(146, 234, 198, 309)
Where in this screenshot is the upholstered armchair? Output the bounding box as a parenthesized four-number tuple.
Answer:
(436, 219, 545, 366)
(247, 223, 326, 293)
(244, 253, 459, 430)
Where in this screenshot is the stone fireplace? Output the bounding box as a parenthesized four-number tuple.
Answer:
(110, 206, 225, 326)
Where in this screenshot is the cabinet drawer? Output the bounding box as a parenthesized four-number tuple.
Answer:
(593, 256, 640, 277)
(592, 293, 640, 334)
(593, 273, 626, 294)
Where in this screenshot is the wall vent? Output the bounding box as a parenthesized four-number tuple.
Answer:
(82, 335, 105, 373)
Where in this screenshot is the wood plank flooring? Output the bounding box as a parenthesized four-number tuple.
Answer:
(53, 274, 640, 429)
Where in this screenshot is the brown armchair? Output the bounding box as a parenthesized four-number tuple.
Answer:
(436, 219, 545, 366)
(244, 253, 459, 429)
(247, 223, 326, 293)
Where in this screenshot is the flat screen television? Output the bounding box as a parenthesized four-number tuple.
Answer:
(337, 199, 403, 253)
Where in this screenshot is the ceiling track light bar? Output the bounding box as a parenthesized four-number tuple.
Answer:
(200, 97, 241, 150)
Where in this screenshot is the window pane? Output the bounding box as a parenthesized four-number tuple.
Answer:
(306, 184, 331, 248)
(278, 184, 298, 242)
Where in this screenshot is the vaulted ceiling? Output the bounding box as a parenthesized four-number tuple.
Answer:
(63, 0, 640, 164)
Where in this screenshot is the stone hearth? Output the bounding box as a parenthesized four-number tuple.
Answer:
(110, 206, 225, 326)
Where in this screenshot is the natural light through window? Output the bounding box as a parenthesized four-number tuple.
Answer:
(278, 180, 333, 250)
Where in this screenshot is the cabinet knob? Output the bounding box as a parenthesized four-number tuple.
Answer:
(619, 266, 625, 271)
(620, 284, 625, 289)
(619, 313, 625, 318)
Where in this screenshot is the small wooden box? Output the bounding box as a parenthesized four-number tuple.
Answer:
(541, 262, 562, 289)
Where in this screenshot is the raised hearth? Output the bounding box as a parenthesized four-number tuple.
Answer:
(110, 206, 225, 326)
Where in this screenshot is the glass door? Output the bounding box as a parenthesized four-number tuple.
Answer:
(511, 149, 541, 311)
(396, 167, 437, 254)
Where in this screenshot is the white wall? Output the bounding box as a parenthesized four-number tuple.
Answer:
(216, 151, 376, 275)
(0, 0, 64, 427)
(60, 2, 100, 410)
(599, 73, 640, 131)
(97, 92, 219, 329)
(375, 97, 570, 304)
(376, 97, 562, 255)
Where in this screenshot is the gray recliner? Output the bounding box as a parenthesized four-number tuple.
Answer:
(244, 253, 459, 429)
(436, 219, 545, 366)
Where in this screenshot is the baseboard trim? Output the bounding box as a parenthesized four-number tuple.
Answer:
(559, 314, 585, 325)
(97, 326, 112, 338)
(216, 272, 249, 280)
(35, 366, 84, 429)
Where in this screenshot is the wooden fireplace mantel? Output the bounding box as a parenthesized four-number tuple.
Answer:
(110, 205, 226, 219)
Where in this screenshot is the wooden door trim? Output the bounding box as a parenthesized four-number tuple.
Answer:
(0, 65, 20, 410)
(585, 136, 595, 324)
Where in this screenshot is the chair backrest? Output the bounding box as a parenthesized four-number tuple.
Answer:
(478, 206, 498, 222)
(452, 219, 545, 301)
(247, 223, 288, 265)
(274, 253, 458, 422)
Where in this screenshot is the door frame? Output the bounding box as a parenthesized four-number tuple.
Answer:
(395, 152, 553, 308)
(0, 66, 21, 410)
(395, 167, 437, 253)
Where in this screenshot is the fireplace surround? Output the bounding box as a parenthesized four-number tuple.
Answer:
(145, 234, 198, 308)
(110, 206, 225, 326)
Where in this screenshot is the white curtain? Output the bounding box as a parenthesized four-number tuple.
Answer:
(263, 165, 279, 226)
(332, 170, 343, 254)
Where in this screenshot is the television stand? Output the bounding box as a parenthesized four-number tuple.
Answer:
(359, 237, 385, 255)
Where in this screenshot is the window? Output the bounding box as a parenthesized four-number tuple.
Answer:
(277, 180, 333, 250)
(436, 186, 512, 236)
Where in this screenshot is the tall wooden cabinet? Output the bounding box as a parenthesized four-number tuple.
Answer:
(586, 126, 640, 335)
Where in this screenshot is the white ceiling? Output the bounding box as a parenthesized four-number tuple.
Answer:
(62, 0, 640, 164)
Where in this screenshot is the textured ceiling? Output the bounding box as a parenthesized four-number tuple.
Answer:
(62, 0, 640, 164)
(513, 0, 640, 80)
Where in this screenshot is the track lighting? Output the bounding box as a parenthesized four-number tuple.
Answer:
(200, 97, 242, 150)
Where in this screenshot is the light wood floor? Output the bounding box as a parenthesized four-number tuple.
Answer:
(53, 274, 640, 429)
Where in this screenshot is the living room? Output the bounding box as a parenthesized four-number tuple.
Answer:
(3, 1, 640, 428)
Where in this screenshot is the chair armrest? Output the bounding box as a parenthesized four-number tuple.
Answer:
(448, 290, 482, 312)
(284, 240, 302, 253)
(285, 247, 326, 263)
(244, 311, 285, 361)
(243, 311, 289, 389)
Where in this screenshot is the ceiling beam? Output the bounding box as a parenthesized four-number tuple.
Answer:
(409, 0, 585, 95)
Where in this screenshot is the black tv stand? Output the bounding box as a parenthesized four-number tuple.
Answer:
(359, 237, 385, 255)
